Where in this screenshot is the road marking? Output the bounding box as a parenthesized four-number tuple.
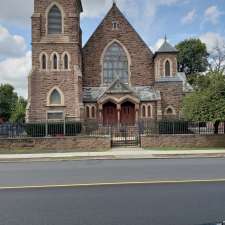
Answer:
(0, 178, 225, 190)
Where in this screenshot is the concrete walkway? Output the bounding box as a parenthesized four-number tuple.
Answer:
(0, 148, 225, 161)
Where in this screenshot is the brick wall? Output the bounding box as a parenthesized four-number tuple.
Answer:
(141, 135, 225, 148)
(0, 137, 111, 151)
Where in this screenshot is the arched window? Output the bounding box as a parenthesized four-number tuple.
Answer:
(91, 106, 96, 118)
(50, 89, 61, 105)
(147, 105, 152, 118)
(86, 106, 90, 118)
(48, 5, 62, 34)
(103, 42, 129, 85)
(51, 53, 59, 70)
(40, 53, 47, 70)
(62, 53, 69, 70)
(165, 60, 171, 77)
(165, 106, 176, 115)
(142, 105, 146, 118)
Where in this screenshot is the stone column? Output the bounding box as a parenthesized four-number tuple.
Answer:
(117, 104, 121, 126)
(135, 104, 140, 125)
(98, 104, 103, 125)
(156, 100, 163, 121)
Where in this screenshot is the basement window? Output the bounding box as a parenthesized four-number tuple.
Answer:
(47, 112, 64, 120)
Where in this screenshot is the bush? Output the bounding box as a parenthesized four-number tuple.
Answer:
(159, 121, 190, 134)
(25, 122, 82, 137)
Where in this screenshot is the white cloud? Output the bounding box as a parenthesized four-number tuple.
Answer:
(153, 38, 165, 52)
(200, 32, 225, 53)
(0, 25, 27, 59)
(0, 51, 31, 98)
(204, 5, 223, 25)
(182, 9, 196, 24)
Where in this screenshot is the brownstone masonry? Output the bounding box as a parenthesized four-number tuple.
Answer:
(26, 0, 190, 125)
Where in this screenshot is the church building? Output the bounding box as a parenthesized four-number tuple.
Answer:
(26, 0, 190, 126)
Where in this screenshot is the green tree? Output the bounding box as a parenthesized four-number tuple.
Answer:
(10, 97, 27, 123)
(182, 71, 225, 133)
(176, 39, 209, 81)
(0, 84, 18, 121)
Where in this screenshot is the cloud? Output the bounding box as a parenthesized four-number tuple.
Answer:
(204, 5, 223, 25)
(200, 32, 225, 53)
(0, 25, 27, 59)
(0, 0, 33, 26)
(153, 38, 165, 52)
(182, 9, 196, 24)
(0, 51, 31, 98)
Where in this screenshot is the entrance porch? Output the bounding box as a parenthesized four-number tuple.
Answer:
(99, 99, 140, 126)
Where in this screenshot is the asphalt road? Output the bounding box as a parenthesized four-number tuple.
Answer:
(0, 182, 225, 225)
(0, 158, 225, 187)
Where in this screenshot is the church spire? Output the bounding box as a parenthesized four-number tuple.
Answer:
(164, 34, 167, 42)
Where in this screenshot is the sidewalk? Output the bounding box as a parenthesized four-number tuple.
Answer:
(0, 148, 225, 161)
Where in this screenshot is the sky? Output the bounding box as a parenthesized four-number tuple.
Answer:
(0, 0, 225, 98)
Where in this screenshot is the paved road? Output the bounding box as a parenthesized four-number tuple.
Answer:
(0, 182, 225, 225)
(0, 158, 225, 187)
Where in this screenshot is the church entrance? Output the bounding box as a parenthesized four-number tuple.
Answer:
(103, 102, 117, 126)
(120, 102, 135, 126)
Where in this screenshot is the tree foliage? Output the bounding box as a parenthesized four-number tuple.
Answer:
(182, 71, 225, 133)
(176, 39, 209, 79)
(0, 84, 18, 121)
(10, 97, 27, 123)
(0, 84, 27, 122)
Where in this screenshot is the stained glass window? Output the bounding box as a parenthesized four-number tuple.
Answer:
(103, 43, 129, 85)
(50, 89, 61, 105)
(48, 5, 62, 34)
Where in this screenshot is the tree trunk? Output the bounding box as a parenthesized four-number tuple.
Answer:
(214, 121, 220, 134)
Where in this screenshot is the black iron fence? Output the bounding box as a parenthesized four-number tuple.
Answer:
(139, 120, 225, 135)
(0, 120, 225, 139)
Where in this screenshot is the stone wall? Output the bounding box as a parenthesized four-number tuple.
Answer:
(0, 136, 111, 151)
(154, 81, 183, 119)
(141, 135, 225, 148)
(82, 4, 154, 87)
(27, 0, 83, 122)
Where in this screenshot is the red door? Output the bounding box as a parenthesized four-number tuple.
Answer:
(120, 102, 135, 126)
(103, 102, 117, 126)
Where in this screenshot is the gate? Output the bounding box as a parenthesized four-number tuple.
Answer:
(111, 126, 140, 147)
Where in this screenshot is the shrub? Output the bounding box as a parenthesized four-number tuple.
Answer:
(25, 122, 82, 137)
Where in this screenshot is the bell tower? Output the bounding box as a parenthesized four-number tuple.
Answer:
(26, 0, 83, 122)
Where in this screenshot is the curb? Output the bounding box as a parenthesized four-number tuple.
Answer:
(0, 153, 224, 163)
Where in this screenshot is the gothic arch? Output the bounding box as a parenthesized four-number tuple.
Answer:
(46, 2, 64, 35)
(165, 106, 176, 115)
(47, 87, 64, 106)
(39, 52, 48, 71)
(163, 58, 173, 77)
(61, 51, 71, 70)
(50, 52, 60, 70)
(100, 39, 132, 85)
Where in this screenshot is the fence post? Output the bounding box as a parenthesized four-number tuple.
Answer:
(63, 116, 66, 136)
(45, 119, 48, 137)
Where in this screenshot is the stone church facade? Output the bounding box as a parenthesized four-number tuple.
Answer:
(26, 0, 190, 125)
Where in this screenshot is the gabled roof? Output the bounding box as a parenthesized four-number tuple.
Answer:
(83, 2, 153, 55)
(105, 78, 133, 94)
(156, 39, 178, 53)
